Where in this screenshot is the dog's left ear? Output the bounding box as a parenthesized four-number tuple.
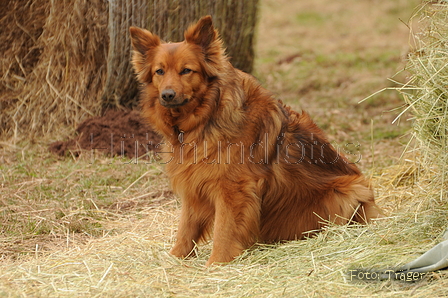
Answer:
(185, 16, 217, 50)
(184, 16, 225, 77)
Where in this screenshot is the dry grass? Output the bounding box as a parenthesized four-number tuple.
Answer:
(394, 1, 448, 203)
(1, 0, 448, 297)
(1, 189, 447, 297)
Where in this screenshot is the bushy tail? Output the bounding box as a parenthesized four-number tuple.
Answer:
(328, 175, 383, 224)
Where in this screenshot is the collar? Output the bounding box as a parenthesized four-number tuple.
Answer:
(173, 125, 185, 143)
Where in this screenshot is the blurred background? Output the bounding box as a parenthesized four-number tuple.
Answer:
(1, 0, 419, 160)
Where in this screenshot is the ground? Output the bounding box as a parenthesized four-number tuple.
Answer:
(1, 0, 447, 297)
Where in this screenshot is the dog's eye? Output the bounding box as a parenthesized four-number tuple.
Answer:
(180, 68, 192, 75)
(155, 69, 165, 75)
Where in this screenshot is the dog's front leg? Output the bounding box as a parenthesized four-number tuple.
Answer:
(206, 188, 260, 266)
(170, 199, 212, 259)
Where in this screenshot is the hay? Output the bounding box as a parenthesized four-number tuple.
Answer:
(0, 0, 47, 139)
(396, 1, 448, 202)
(1, 203, 447, 297)
(1, 0, 108, 141)
(2, 142, 447, 296)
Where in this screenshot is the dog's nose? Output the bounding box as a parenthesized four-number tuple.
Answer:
(161, 89, 176, 102)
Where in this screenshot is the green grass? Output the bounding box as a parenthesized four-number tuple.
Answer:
(295, 11, 326, 25)
(1, 148, 167, 240)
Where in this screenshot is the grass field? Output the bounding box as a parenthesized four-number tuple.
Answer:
(1, 0, 448, 296)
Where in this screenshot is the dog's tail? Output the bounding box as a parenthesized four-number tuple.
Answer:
(327, 175, 384, 224)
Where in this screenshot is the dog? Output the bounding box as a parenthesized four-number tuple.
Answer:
(129, 16, 382, 266)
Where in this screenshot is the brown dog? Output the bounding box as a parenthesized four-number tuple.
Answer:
(130, 16, 382, 266)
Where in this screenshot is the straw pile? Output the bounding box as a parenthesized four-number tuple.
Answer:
(0, 0, 258, 141)
(397, 1, 448, 202)
(1, 203, 447, 296)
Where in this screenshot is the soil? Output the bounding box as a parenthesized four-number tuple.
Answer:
(49, 110, 161, 158)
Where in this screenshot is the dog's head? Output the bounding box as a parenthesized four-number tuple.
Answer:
(130, 16, 226, 109)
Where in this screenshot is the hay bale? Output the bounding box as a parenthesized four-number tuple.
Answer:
(398, 1, 448, 200)
(0, 0, 258, 141)
(0, 0, 47, 138)
(1, 0, 109, 140)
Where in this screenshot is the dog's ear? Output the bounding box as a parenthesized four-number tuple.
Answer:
(184, 16, 225, 77)
(130, 27, 160, 55)
(129, 27, 160, 83)
(184, 16, 217, 50)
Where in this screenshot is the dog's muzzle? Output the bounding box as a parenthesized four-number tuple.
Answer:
(160, 89, 188, 108)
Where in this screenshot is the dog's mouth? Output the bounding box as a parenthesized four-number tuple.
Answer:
(159, 97, 189, 108)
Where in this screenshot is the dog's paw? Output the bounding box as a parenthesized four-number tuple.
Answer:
(170, 244, 196, 259)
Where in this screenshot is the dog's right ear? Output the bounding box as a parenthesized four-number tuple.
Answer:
(129, 27, 160, 83)
(130, 27, 160, 55)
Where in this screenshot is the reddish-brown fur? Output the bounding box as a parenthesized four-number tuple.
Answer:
(129, 16, 383, 266)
